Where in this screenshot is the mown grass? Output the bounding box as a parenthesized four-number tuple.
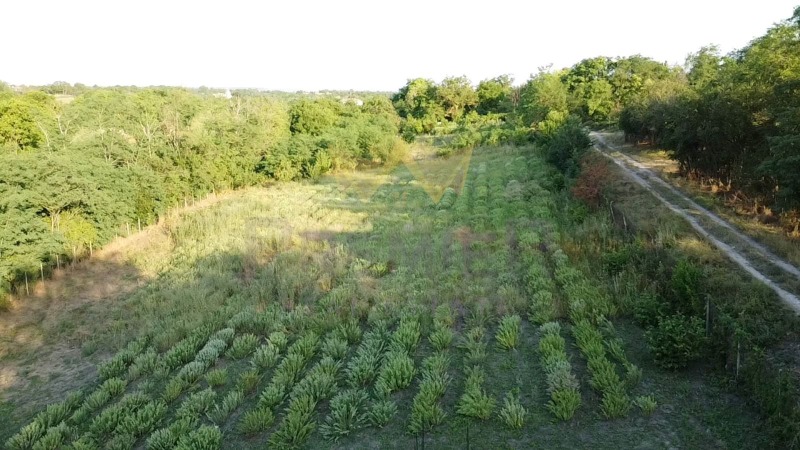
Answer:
(1, 143, 783, 448)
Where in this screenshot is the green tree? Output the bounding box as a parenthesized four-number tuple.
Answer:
(436, 76, 478, 121)
(476, 75, 513, 115)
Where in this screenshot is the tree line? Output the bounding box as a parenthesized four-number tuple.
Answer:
(620, 8, 800, 210)
(0, 85, 404, 305)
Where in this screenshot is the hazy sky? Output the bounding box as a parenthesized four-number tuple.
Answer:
(2, 1, 797, 91)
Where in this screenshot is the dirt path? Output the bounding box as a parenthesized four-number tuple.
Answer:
(591, 132, 800, 314)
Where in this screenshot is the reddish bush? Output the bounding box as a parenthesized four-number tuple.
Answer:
(571, 154, 611, 208)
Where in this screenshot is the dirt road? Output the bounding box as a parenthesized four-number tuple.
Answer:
(591, 132, 800, 314)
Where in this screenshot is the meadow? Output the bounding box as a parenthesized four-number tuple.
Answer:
(2, 143, 779, 449)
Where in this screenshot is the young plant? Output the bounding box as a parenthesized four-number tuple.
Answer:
(547, 388, 581, 421)
(320, 389, 369, 442)
(252, 343, 281, 372)
(499, 389, 527, 429)
(237, 407, 275, 435)
(495, 315, 521, 350)
(367, 398, 397, 428)
(205, 368, 228, 387)
(206, 390, 244, 425)
(456, 366, 495, 420)
(634, 395, 657, 416)
(227, 333, 260, 360)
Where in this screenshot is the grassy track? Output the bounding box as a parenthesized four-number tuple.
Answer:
(1, 144, 775, 449)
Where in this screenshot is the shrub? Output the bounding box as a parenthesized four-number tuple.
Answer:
(634, 395, 658, 416)
(547, 388, 581, 421)
(146, 417, 197, 450)
(238, 407, 275, 435)
(205, 368, 228, 387)
(571, 153, 611, 208)
(499, 390, 527, 429)
(320, 389, 369, 442)
(646, 315, 706, 370)
(495, 315, 521, 350)
(227, 334, 260, 360)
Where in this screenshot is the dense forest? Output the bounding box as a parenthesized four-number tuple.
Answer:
(0, 86, 405, 305)
(2, 7, 800, 307)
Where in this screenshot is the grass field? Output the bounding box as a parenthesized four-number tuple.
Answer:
(1, 144, 778, 449)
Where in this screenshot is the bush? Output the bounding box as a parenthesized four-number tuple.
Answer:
(646, 315, 706, 370)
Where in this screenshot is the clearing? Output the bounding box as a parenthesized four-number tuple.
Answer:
(1, 143, 783, 449)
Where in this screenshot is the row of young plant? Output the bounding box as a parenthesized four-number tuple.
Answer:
(408, 305, 455, 436)
(5, 305, 297, 450)
(550, 245, 656, 418)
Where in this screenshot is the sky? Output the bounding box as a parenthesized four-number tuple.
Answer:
(1, 0, 797, 91)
